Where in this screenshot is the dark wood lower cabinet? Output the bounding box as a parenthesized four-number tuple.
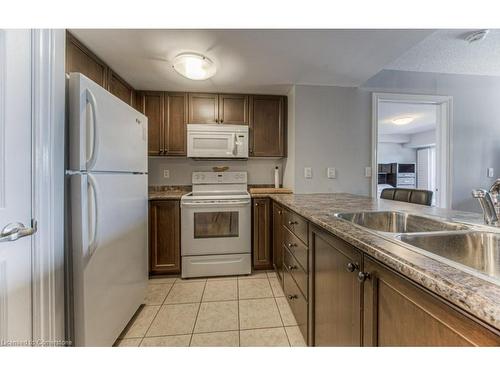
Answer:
(283, 266, 308, 340)
(252, 198, 273, 270)
(149, 200, 181, 275)
(272, 202, 284, 280)
(311, 226, 362, 346)
(362, 256, 500, 346)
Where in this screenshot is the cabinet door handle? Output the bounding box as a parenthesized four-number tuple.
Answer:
(287, 243, 297, 248)
(288, 220, 298, 225)
(286, 264, 297, 271)
(287, 294, 298, 300)
(357, 271, 371, 283)
(346, 262, 359, 273)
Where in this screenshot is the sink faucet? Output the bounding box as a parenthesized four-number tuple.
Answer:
(472, 189, 499, 225)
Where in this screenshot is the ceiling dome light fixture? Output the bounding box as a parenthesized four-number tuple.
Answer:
(392, 116, 415, 126)
(464, 29, 489, 43)
(172, 52, 216, 80)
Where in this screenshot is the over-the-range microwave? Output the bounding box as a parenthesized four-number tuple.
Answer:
(187, 124, 249, 159)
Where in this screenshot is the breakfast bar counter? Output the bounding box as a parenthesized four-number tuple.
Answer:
(265, 193, 500, 333)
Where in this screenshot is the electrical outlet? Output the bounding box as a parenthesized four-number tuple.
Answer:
(488, 168, 495, 178)
(327, 167, 336, 179)
(304, 167, 312, 179)
(163, 169, 170, 179)
(365, 167, 372, 178)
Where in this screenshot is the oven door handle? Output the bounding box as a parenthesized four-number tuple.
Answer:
(181, 201, 250, 208)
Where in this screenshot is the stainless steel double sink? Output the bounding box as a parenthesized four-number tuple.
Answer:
(334, 211, 500, 283)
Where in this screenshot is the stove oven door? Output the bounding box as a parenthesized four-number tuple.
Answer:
(181, 198, 251, 256)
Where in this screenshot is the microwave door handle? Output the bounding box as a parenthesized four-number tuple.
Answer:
(232, 134, 238, 156)
(226, 134, 235, 156)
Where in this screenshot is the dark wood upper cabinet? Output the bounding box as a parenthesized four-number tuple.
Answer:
(149, 200, 181, 275)
(272, 202, 284, 281)
(164, 92, 188, 156)
(312, 227, 362, 347)
(252, 198, 273, 270)
(249, 95, 286, 157)
(133, 91, 145, 113)
(108, 70, 134, 106)
(66, 32, 107, 87)
(362, 256, 500, 347)
(188, 93, 219, 124)
(219, 94, 249, 125)
(66, 32, 138, 107)
(142, 92, 164, 156)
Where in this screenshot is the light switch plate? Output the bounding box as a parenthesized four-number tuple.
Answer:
(327, 167, 336, 179)
(488, 168, 495, 178)
(163, 169, 170, 178)
(365, 167, 372, 178)
(304, 167, 312, 179)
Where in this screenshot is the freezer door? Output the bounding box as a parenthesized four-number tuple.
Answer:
(69, 73, 148, 173)
(71, 173, 148, 346)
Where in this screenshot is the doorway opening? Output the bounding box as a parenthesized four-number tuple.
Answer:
(372, 93, 452, 208)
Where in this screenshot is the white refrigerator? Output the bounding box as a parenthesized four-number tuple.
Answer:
(67, 73, 148, 346)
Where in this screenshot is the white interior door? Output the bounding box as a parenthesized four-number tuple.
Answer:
(0, 30, 35, 344)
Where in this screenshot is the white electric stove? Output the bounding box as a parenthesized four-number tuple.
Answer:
(180, 172, 251, 278)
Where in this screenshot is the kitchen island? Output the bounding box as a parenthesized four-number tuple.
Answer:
(256, 192, 500, 346)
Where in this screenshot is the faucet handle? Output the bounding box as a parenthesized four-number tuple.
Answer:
(472, 189, 488, 198)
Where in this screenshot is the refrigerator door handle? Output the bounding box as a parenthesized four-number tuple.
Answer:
(87, 173, 99, 258)
(85, 88, 99, 170)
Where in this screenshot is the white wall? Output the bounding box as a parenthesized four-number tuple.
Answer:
(364, 69, 500, 212)
(406, 129, 436, 148)
(378, 143, 416, 164)
(284, 85, 372, 195)
(148, 157, 284, 186)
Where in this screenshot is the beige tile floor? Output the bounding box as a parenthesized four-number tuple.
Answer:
(114, 270, 306, 347)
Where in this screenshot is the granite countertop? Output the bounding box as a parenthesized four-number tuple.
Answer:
(265, 193, 500, 331)
(148, 185, 293, 199)
(148, 186, 191, 200)
(249, 187, 293, 198)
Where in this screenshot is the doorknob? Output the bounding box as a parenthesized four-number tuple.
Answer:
(0, 220, 37, 242)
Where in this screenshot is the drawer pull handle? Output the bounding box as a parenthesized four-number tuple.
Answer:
(357, 271, 371, 283)
(287, 243, 297, 248)
(346, 262, 359, 273)
(287, 265, 298, 271)
(287, 294, 298, 300)
(288, 220, 298, 225)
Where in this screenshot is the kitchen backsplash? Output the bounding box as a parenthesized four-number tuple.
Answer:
(148, 157, 284, 186)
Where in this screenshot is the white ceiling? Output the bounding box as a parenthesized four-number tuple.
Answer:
(69, 29, 432, 94)
(378, 101, 437, 135)
(385, 29, 500, 77)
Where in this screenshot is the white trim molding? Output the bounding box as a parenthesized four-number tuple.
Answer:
(31, 29, 66, 346)
(0, 30, 5, 208)
(371, 92, 453, 209)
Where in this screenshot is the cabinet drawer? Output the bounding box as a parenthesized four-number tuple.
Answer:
(283, 209, 308, 245)
(283, 226, 308, 271)
(284, 267, 308, 342)
(284, 246, 307, 299)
